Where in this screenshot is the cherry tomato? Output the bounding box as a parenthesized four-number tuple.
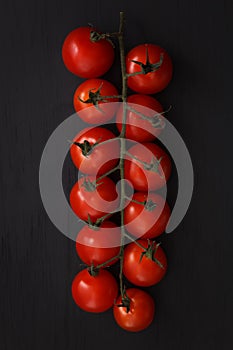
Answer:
(116, 94, 164, 142)
(73, 79, 119, 124)
(62, 26, 114, 78)
(76, 221, 121, 266)
(70, 176, 119, 222)
(70, 127, 120, 175)
(123, 239, 167, 286)
(72, 268, 118, 313)
(124, 142, 172, 191)
(126, 44, 173, 94)
(124, 192, 171, 239)
(113, 288, 155, 332)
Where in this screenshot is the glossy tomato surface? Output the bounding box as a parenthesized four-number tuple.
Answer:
(76, 221, 121, 266)
(70, 127, 120, 175)
(113, 288, 155, 332)
(123, 239, 167, 286)
(73, 79, 119, 124)
(126, 44, 173, 94)
(124, 142, 172, 191)
(116, 94, 164, 142)
(70, 176, 119, 222)
(62, 27, 114, 78)
(72, 268, 118, 313)
(124, 192, 171, 239)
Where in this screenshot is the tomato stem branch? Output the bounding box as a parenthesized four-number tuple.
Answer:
(95, 254, 121, 269)
(126, 104, 168, 129)
(124, 150, 164, 176)
(124, 195, 146, 206)
(100, 95, 123, 99)
(123, 232, 147, 250)
(94, 164, 120, 184)
(95, 212, 114, 226)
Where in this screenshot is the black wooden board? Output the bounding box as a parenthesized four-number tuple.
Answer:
(1, 0, 233, 349)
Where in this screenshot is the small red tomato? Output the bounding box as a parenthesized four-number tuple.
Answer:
(113, 288, 155, 332)
(76, 221, 121, 266)
(73, 79, 119, 124)
(123, 239, 167, 287)
(70, 127, 120, 175)
(116, 94, 164, 142)
(126, 44, 173, 94)
(72, 268, 118, 313)
(124, 192, 171, 239)
(62, 26, 114, 78)
(124, 142, 172, 191)
(69, 176, 119, 222)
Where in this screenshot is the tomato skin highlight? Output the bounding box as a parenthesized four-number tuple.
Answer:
(123, 239, 167, 286)
(70, 127, 120, 175)
(62, 27, 115, 78)
(69, 176, 119, 222)
(124, 192, 171, 239)
(76, 221, 121, 266)
(73, 79, 119, 124)
(113, 288, 155, 332)
(72, 269, 118, 313)
(124, 142, 172, 191)
(126, 44, 173, 94)
(116, 94, 164, 142)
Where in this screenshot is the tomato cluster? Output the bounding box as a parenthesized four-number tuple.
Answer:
(62, 14, 173, 332)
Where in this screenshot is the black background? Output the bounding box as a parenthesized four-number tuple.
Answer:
(1, 0, 233, 349)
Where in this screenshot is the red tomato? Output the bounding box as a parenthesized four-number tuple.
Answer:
(116, 94, 164, 142)
(72, 268, 118, 313)
(70, 176, 119, 222)
(62, 27, 114, 78)
(73, 79, 119, 124)
(123, 239, 167, 286)
(76, 221, 121, 266)
(126, 44, 173, 94)
(124, 192, 170, 239)
(70, 127, 120, 175)
(113, 288, 155, 332)
(124, 142, 172, 191)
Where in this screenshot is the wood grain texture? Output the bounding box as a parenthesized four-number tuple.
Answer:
(1, 0, 233, 349)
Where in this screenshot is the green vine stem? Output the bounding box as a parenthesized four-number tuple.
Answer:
(117, 11, 128, 298)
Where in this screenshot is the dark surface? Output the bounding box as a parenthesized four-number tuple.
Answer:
(1, 0, 233, 349)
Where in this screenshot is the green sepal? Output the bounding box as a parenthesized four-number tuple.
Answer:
(131, 46, 164, 75)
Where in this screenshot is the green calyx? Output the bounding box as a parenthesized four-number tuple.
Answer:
(131, 46, 164, 75)
(90, 30, 106, 42)
(72, 140, 94, 157)
(78, 83, 107, 110)
(143, 156, 164, 177)
(116, 288, 131, 313)
(144, 199, 157, 211)
(139, 240, 164, 268)
(90, 30, 114, 47)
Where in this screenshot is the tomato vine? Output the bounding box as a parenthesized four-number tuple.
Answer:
(64, 11, 173, 332)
